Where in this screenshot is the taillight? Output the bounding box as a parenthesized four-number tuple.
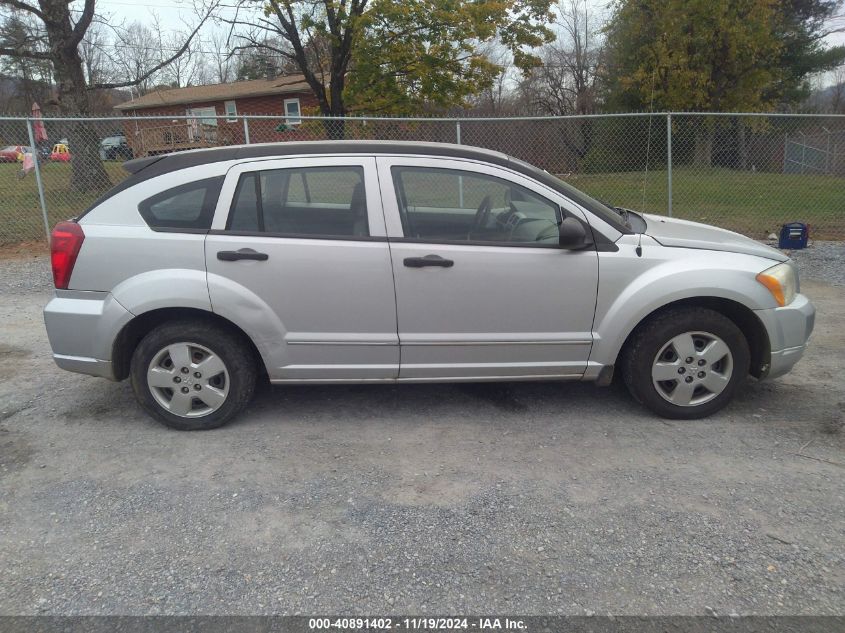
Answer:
(50, 221, 85, 289)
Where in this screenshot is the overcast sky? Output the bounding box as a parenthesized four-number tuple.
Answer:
(79, 0, 845, 83)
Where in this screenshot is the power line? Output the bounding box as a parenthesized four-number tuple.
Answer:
(93, 0, 265, 11)
(87, 40, 286, 57)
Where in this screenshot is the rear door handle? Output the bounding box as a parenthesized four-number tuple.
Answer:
(403, 254, 454, 268)
(217, 248, 269, 262)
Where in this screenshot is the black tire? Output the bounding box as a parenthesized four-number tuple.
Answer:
(130, 320, 256, 430)
(620, 307, 750, 419)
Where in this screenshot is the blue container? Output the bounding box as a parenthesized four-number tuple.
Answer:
(778, 222, 809, 249)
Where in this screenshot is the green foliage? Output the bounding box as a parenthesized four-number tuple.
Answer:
(236, 49, 282, 81)
(602, 0, 845, 112)
(580, 117, 666, 173)
(344, 0, 555, 114)
(769, 0, 845, 103)
(602, 0, 784, 112)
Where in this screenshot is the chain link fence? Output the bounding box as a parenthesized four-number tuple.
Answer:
(1, 112, 844, 245)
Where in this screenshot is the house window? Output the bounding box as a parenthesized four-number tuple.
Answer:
(284, 98, 301, 125)
(224, 100, 237, 122)
(188, 106, 218, 126)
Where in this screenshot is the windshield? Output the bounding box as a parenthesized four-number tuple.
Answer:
(506, 156, 633, 234)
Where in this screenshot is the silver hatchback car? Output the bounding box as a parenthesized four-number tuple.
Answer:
(44, 141, 815, 430)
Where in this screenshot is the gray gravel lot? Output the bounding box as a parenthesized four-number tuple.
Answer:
(0, 247, 843, 616)
(780, 241, 845, 288)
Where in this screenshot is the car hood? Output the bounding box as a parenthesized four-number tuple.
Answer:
(641, 214, 788, 262)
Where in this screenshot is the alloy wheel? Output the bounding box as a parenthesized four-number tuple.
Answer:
(146, 342, 229, 417)
(651, 331, 734, 407)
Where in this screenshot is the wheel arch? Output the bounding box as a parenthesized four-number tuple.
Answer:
(112, 307, 265, 381)
(615, 297, 771, 379)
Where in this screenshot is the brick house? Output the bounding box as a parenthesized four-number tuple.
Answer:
(114, 74, 321, 156)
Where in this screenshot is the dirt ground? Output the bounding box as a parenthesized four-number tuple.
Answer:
(0, 254, 842, 615)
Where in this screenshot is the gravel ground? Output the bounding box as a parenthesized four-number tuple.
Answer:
(780, 241, 845, 287)
(0, 248, 843, 616)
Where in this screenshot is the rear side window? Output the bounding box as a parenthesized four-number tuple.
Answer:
(226, 166, 368, 237)
(138, 176, 223, 230)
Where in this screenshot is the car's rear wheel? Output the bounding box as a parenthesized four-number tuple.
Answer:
(621, 307, 750, 419)
(130, 321, 256, 430)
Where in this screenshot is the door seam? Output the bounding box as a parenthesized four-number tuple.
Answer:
(374, 156, 402, 379)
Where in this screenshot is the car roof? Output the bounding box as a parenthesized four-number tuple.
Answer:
(123, 140, 511, 177)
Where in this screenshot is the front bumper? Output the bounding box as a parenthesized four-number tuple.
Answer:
(52, 354, 115, 379)
(754, 293, 815, 380)
(43, 291, 133, 380)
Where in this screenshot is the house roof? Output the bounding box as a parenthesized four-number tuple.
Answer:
(114, 74, 312, 111)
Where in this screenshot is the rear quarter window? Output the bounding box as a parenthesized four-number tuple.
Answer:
(138, 176, 224, 230)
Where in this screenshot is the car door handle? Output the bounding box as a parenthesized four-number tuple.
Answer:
(403, 254, 454, 268)
(217, 248, 269, 262)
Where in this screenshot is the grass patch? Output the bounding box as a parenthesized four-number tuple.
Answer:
(0, 161, 128, 244)
(567, 167, 845, 239)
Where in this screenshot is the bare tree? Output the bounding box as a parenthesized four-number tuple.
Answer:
(520, 0, 602, 116)
(471, 43, 519, 115)
(207, 28, 236, 84)
(0, 0, 217, 191)
(0, 11, 51, 108)
(112, 21, 163, 95)
(555, 0, 600, 115)
(79, 20, 107, 85)
(829, 65, 845, 113)
(223, 0, 369, 137)
(152, 14, 200, 88)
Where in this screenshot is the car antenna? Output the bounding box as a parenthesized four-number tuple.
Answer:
(636, 69, 656, 260)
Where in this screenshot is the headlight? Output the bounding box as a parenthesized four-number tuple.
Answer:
(756, 262, 797, 307)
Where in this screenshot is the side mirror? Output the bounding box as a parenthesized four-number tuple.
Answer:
(559, 217, 593, 249)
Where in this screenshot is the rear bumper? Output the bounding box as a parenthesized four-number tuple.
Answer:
(755, 293, 815, 380)
(43, 291, 133, 381)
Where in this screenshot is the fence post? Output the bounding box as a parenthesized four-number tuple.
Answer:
(26, 118, 51, 241)
(243, 117, 251, 145)
(666, 113, 673, 217)
(455, 122, 464, 207)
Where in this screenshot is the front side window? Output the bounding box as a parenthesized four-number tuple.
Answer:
(284, 98, 301, 125)
(227, 166, 368, 237)
(138, 177, 224, 230)
(391, 167, 562, 245)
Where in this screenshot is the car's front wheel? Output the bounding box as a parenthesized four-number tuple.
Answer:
(621, 307, 750, 419)
(130, 321, 256, 430)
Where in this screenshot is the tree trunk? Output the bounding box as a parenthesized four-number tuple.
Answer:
(579, 118, 594, 159)
(737, 121, 749, 170)
(325, 70, 346, 140)
(693, 125, 715, 168)
(42, 5, 111, 193)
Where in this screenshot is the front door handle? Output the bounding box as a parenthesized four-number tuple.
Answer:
(217, 248, 269, 262)
(403, 254, 454, 268)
